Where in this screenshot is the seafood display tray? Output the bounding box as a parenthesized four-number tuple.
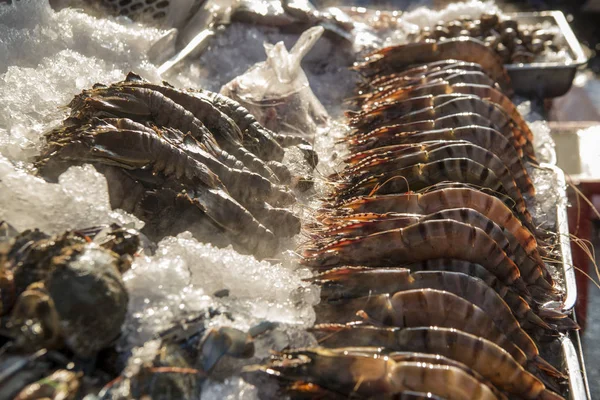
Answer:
(506, 11, 587, 98)
(542, 164, 590, 399)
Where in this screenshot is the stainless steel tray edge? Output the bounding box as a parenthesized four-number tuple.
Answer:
(564, 327, 592, 400)
(546, 163, 579, 312)
(542, 163, 590, 400)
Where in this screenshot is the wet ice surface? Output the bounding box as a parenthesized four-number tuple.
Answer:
(121, 232, 317, 351)
(0, 158, 142, 233)
(0, 0, 164, 163)
(519, 99, 569, 295)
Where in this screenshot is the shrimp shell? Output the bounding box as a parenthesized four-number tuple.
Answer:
(119, 75, 283, 183)
(345, 140, 534, 198)
(314, 205, 553, 295)
(329, 188, 542, 263)
(311, 324, 564, 400)
(362, 71, 500, 105)
(312, 267, 557, 377)
(186, 87, 285, 162)
(349, 111, 521, 153)
(304, 219, 531, 295)
(347, 94, 471, 131)
(339, 142, 531, 205)
(359, 83, 535, 163)
(355, 37, 512, 94)
(333, 159, 515, 212)
(346, 126, 531, 214)
(360, 60, 486, 91)
(315, 289, 545, 370)
(247, 347, 499, 400)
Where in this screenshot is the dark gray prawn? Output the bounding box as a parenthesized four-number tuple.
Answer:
(119, 73, 287, 184)
(339, 142, 531, 208)
(303, 219, 532, 297)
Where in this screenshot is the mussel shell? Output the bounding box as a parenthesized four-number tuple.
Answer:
(47, 244, 128, 358)
(480, 13, 499, 31)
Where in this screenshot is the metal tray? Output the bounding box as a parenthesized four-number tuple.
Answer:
(506, 11, 588, 98)
(542, 163, 591, 399)
(563, 330, 591, 400)
(548, 163, 578, 312)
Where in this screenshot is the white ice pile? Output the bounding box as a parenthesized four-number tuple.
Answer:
(0, 157, 142, 233)
(120, 232, 319, 399)
(517, 100, 557, 165)
(0, 0, 166, 163)
(121, 232, 318, 351)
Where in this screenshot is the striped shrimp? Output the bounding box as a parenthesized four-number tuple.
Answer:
(345, 126, 531, 214)
(354, 37, 512, 94)
(69, 85, 243, 172)
(346, 94, 473, 131)
(358, 60, 486, 92)
(309, 264, 554, 331)
(349, 98, 533, 160)
(302, 220, 532, 297)
(186, 87, 285, 162)
(360, 70, 501, 105)
(311, 268, 560, 378)
(312, 207, 552, 291)
(338, 141, 531, 203)
(332, 158, 519, 211)
(313, 288, 529, 367)
(118, 73, 284, 183)
(357, 79, 487, 110)
(41, 127, 280, 257)
(360, 83, 534, 151)
(347, 111, 524, 157)
(244, 347, 499, 400)
(315, 203, 552, 292)
(332, 146, 535, 231)
(397, 260, 576, 331)
(311, 324, 564, 400)
(343, 140, 534, 197)
(192, 87, 319, 167)
(346, 92, 535, 162)
(327, 186, 541, 254)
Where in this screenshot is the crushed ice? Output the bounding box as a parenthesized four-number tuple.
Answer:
(0, 157, 142, 233)
(121, 232, 317, 351)
(0, 0, 165, 162)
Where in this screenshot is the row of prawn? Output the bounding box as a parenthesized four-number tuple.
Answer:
(36, 72, 318, 258)
(243, 38, 577, 399)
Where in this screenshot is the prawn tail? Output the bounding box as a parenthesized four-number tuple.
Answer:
(533, 355, 567, 380)
(539, 389, 567, 400)
(546, 316, 580, 332)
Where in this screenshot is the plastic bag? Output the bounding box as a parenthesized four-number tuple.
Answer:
(221, 26, 329, 139)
